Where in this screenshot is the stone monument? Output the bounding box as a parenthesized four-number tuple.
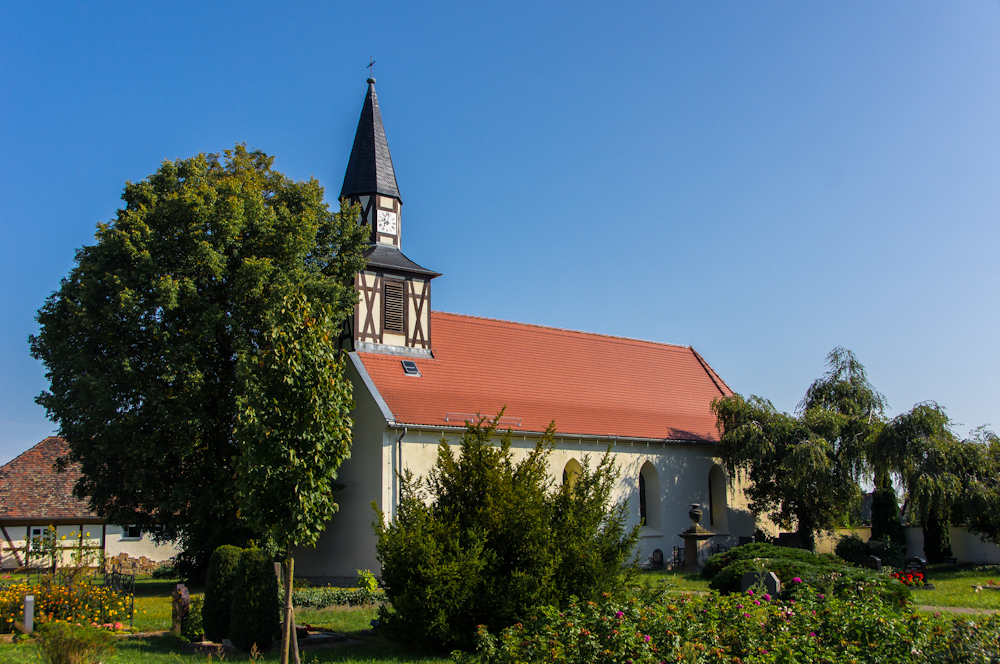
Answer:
(678, 504, 715, 572)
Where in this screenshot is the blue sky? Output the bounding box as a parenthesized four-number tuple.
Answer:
(2, 2, 998, 464)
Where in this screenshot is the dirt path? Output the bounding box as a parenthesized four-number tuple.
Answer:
(916, 605, 999, 615)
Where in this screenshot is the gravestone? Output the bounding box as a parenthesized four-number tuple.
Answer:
(740, 571, 781, 596)
(775, 532, 803, 549)
(905, 557, 927, 576)
(651, 549, 664, 570)
(738, 536, 755, 546)
(171, 583, 190, 635)
(861, 555, 882, 572)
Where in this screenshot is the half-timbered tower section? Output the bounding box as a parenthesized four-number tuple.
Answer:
(339, 78, 440, 356)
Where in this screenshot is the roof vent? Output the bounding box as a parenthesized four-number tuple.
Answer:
(401, 360, 421, 377)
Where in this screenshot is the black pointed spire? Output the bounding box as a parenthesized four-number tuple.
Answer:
(341, 78, 401, 201)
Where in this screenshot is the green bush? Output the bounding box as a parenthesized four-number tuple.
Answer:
(702, 542, 838, 580)
(202, 544, 243, 642)
(292, 586, 383, 608)
(835, 533, 867, 566)
(182, 595, 204, 642)
(228, 547, 280, 653)
(375, 415, 639, 652)
(866, 539, 906, 569)
(835, 534, 906, 570)
(702, 541, 911, 606)
(34, 622, 115, 664)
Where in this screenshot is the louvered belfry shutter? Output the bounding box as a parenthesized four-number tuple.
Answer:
(383, 280, 405, 333)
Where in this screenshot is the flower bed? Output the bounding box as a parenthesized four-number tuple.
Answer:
(458, 586, 1000, 664)
(891, 571, 925, 587)
(0, 573, 132, 633)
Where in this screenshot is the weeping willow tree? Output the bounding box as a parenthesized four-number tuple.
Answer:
(879, 406, 1000, 562)
(713, 348, 885, 551)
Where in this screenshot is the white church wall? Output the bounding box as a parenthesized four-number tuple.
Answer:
(392, 430, 759, 569)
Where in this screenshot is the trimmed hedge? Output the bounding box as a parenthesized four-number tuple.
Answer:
(292, 587, 383, 608)
(229, 548, 281, 653)
(202, 544, 243, 642)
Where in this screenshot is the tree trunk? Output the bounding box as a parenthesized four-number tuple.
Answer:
(922, 511, 952, 564)
(796, 514, 816, 552)
(870, 473, 905, 546)
(280, 555, 294, 664)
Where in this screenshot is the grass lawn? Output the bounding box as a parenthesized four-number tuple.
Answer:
(637, 568, 711, 592)
(911, 564, 1000, 610)
(0, 576, 448, 663)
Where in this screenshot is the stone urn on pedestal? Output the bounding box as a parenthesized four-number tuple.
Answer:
(678, 504, 715, 572)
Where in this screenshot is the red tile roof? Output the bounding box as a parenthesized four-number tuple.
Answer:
(0, 437, 98, 521)
(356, 312, 733, 442)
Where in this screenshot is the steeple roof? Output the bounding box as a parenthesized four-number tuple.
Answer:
(341, 78, 401, 201)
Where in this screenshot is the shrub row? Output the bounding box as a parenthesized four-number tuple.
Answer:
(459, 586, 999, 664)
(200, 545, 279, 652)
(292, 586, 383, 608)
(836, 533, 907, 569)
(701, 542, 912, 605)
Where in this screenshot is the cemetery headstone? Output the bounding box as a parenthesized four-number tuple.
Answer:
(651, 549, 664, 570)
(740, 571, 782, 596)
(23, 595, 34, 634)
(171, 583, 190, 634)
(905, 557, 927, 576)
(862, 555, 882, 572)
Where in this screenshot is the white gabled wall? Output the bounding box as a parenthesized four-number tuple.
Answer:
(294, 358, 387, 585)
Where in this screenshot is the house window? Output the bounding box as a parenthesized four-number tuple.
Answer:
(383, 280, 405, 333)
(121, 525, 142, 541)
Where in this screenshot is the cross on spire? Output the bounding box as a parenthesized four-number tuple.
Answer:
(367, 57, 375, 80)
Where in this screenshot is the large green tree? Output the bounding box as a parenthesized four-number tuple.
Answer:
(878, 405, 1000, 562)
(234, 293, 356, 664)
(30, 146, 368, 577)
(712, 348, 886, 551)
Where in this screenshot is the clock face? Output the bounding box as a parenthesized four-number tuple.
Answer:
(376, 210, 397, 235)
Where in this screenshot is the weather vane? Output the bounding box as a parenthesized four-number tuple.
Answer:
(367, 57, 375, 79)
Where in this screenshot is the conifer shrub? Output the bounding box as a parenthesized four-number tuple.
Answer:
(202, 544, 243, 642)
(374, 414, 639, 653)
(228, 548, 280, 652)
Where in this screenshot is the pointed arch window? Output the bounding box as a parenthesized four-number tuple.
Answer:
(639, 462, 661, 531)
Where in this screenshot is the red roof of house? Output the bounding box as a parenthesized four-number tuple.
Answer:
(0, 437, 98, 521)
(356, 312, 733, 442)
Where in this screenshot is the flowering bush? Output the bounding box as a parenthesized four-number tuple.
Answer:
(891, 571, 924, 587)
(458, 586, 1000, 664)
(0, 571, 131, 633)
(35, 621, 115, 664)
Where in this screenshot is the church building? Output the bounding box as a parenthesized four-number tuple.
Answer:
(296, 79, 757, 585)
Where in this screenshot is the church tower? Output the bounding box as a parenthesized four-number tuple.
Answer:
(339, 78, 439, 357)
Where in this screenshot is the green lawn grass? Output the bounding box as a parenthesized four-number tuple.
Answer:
(637, 568, 711, 592)
(0, 578, 446, 663)
(909, 564, 1000, 610)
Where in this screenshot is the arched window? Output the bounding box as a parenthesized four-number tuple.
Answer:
(708, 465, 729, 532)
(639, 462, 661, 531)
(563, 458, 583, 488)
